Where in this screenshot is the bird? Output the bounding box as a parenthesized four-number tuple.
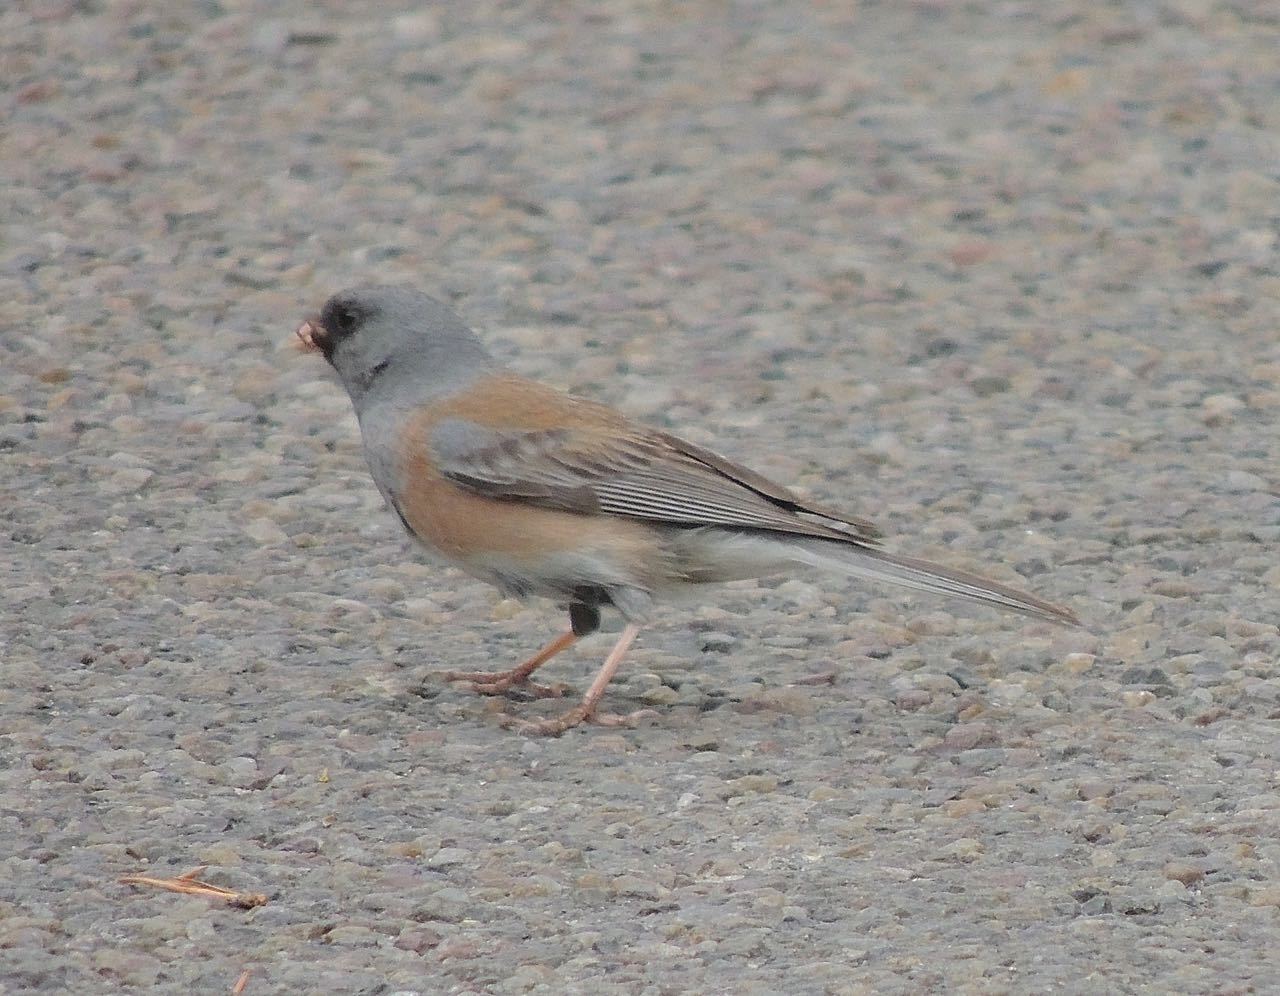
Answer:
(294, 285, 1078, 735)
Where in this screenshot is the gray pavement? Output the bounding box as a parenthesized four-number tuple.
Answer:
(2, 1, 1279, 992)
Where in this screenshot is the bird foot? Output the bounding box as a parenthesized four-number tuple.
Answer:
(441, 669, 569, 700)
(500, 705, 659, 737)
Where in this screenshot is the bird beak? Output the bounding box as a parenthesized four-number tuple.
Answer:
(294, 317, 323, 354)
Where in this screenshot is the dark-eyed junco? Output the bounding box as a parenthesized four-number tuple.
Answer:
(296, 286, 1078, 735)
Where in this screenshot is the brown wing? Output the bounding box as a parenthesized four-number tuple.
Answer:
(426, 378, 880, 545)
(654, 431, 881, 540)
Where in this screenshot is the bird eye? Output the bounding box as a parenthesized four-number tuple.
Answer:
(322, 298, 363, 339)
(332, 304, 357, 334)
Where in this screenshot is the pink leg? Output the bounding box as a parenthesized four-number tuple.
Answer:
(443, 629, 577, 699)
(503, 624, 653, 736)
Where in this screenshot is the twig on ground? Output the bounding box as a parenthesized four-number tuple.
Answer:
(118, 866, 268, 910)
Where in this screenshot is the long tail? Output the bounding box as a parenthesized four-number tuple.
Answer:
(791, 539, 1079, 626)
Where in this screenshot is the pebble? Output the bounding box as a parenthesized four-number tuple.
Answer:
(1164, 863, 1206, 887)
(610, 875, 669, 901)
(944, 722, 999, 750)
(936, 838, 984, 862)
(425, 847, 471, 869)
(699, 631, 738, 653)
(1106, 624, 1165, 663)
(1224, 470, 1268, 492)
(394, 927, 442, 954)
(722, 775, 781, 797)
(221, 756, 259, 787)
(412, 889, 473, 924)
(104, 467, 154, 494)
(986, 679, 1029, 707)
(1248, 887, 1280, 908)
(326, 925, 380, 947)
(1201, 393, 1244, 426)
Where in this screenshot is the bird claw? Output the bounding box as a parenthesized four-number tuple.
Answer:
(441, 670, 569, 700)
(500, 705, 659, 737)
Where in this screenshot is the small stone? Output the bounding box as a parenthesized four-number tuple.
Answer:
(425, 847, 470, 869)
(105, 467, 154, 494)
(243, 517, 288, 545)
(1201, 393, 1244, 426)
(1164, 863, 1205, 887)
(713, 927, 770, 958)
(936, 837, 984, 862)
(1156, 880, 1189, 899)
(987, 679, 1028, 706)
(488, 598, 523, 620)
(1063, 653, 1096, 673)
(412, 888, 472, 923)
(251, 21, 290, 55)
(944, 722, 998, 750)
(739, 686, 817, 716)
(993, 643, 1057, 672)
(905, 612, 957, 636)
(907, 672, 961, 694)
(894, 688, 932, 711)
(575, 872, 609, 892)
(1079, 894, 1111, 916)
(638, 684, 679, 706)
(589, 735, 631, 754)
(402, 596, 443, 618)
(1224, 470, 1267, 492)
(392, 11, 440, 41)
(395, 926, 442, 953)
(326, 925, 379, 946)
(1107, 624, 1164, 662)
(17, 79, 61, 103)
(722, 774, 780, 797)
(1150, 579, 1199, 598)
(884, 754, 926, 777)
(92, 949, 163, 986)
(222, 756, 258, 788)
(970, 374, 1012, 397)
(953, 747, 1006, 773)
(200, 844, 242, 866)
(101, 748, 147, 770)
(673, 681, 706, 706)
(504, 967, 557, 990)
(611, 875, 668, 901)
(1249, 886, 1280, 908)
(1114, 894, 1160, 916)
(943, 798, 986, 818)
(866, 431, 907, 465)
(1120, 665, 1173, 685)
(699, 632, 737, 653)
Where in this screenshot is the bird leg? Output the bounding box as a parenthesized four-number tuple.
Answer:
(503, 623, 654, 736)
(442, 628, 578, 699)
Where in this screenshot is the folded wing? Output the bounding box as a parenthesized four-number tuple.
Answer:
(428, 415, 881, 546)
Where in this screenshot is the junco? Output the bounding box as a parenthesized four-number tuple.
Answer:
(296, 285, 1078, 735)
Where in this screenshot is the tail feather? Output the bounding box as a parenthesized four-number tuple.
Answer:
(792, 539, 1079, 626)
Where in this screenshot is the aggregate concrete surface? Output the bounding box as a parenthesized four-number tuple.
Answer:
(3, 1, 1279, 993)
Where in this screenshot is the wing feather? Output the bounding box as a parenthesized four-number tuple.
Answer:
(429, 416, 880, 545)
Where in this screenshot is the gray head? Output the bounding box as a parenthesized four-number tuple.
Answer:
(298, 285, 496, 411)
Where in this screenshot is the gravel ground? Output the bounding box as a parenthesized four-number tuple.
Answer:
(4, 1, 1279, 993)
